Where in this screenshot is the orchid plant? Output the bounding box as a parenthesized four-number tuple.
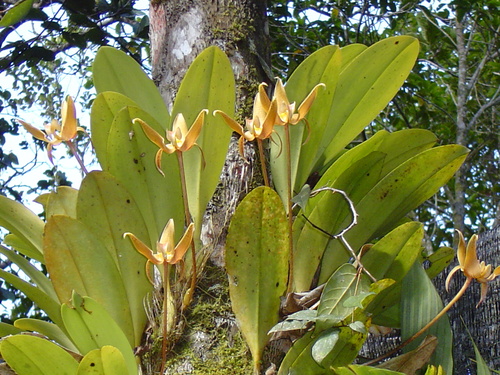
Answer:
(0, 38, 494, 375)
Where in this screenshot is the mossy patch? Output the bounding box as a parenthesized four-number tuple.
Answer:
(163, 263, 253, 374)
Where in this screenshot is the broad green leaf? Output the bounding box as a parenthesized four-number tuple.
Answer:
(0, 245, 56, 300)
(2, 234, 33, 259)
(338, 44, 368, 69)
(317, 128, 437, 182)
(319, 36, 420, 168)
(377, 336, 438, 374)
(44, 215, 134, 342)
(61, 293, 137, 375)
(106, 106, 183, 244)
(77, 171, 152, 346)
(171, 46, 234, 239)
(269, 310, 318, 334)
(90, 92, 139, 170)
(311, 326, 366, 368)
(332, 365, 405, 374)
(0, 322, 22, 337)
(425, 247, 455, 279)
(293, 151, 386, 292)
(366, 281, 402, 327)
(316, 264, 371, 333)
(401, 263, 453, 374)
(0, 335, 78, 375)
(0, 269, 62, 327)
(0, 0, 34, 27)
(226, 187, 289, 372)
(77, 346, 131, 375)
(0, 195, 44, 262)
(271, 45, 341, 205)
(93, 47, 169, 126)
(278, 326, 366, 375)
(318, 145, 468, 284)
(13, 318, 77, 352)
(34, 187, 79, 218)
(293, 129, 436, 291)
(278, 331, 327, 375)
(361, 222, 424, 281)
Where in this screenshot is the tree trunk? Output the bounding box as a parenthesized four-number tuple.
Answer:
(146, 1, 271, 373)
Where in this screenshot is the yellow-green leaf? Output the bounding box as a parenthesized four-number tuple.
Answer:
(171, 46, 235, 241)
(0, 0, 34, 27)
(93, 47, 169, 126)
(226, 187, 289, 372)
(34, 186, 79, 219)
(61, 294, 137, 375)
(106, 106, 183, 244)
(0, 335, 78, 375)
(0, 195, 44, 262)
(77, 346, 131, 375)
(77, 171, 152, 346)
(13, 318, 77, 352)
(91, 92, 139, 170)
(44, 215, 134, 343)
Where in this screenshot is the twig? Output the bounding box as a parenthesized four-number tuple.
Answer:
(302, 187, 376, 282)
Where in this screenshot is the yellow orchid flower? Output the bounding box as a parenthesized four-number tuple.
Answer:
(446, 230, 500, 307)
(215, 83, 278, 157)
(272, 78, 325, 126)
(19, 96, 85, 163)
(133, 109, 208, 175)
(124, 219, 194, 283)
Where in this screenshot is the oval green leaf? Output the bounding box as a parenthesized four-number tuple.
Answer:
(44, 215, 133, 343)
(171, 46, 235, 238)
(77, 171, 152, 346)
(93, 47, 169, 126)
(226, 186, 289, 371)
(77, 346, 131, 375)
(61, 293, 137, 375)
(1, 335, 78, 375)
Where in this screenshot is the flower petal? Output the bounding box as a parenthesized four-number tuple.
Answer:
(259, 99, 278, 139)
(463, 233, 481, 276)
(60, 96, 78, 141)
(445, 265, 461, 291)
(123, 232, 163, 265)
(158, 219, 175, 253)
(477, 282, 489, 308)
(182, 109, 208, 152)
(19, 120, 50, 142)
(155, 148, 165, 176)
(257, 82, 271, 110)
(134, 118, 170, 152)
(170, 222, 195, 264)
(214, 110, 245, 136)
(296, 83, 325, 121)
(455, 229, 467, 267)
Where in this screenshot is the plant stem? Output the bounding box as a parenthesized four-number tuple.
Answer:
(284, 124, 294, 293)
(66, 140, 88, 174)
(364, 277, 472, 366)
(160, 262, 172, 375)
(176, 151, 197, 306)
(257, 139, 269, 187)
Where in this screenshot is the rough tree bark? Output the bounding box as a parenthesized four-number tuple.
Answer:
(146, 1, 272, 373)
